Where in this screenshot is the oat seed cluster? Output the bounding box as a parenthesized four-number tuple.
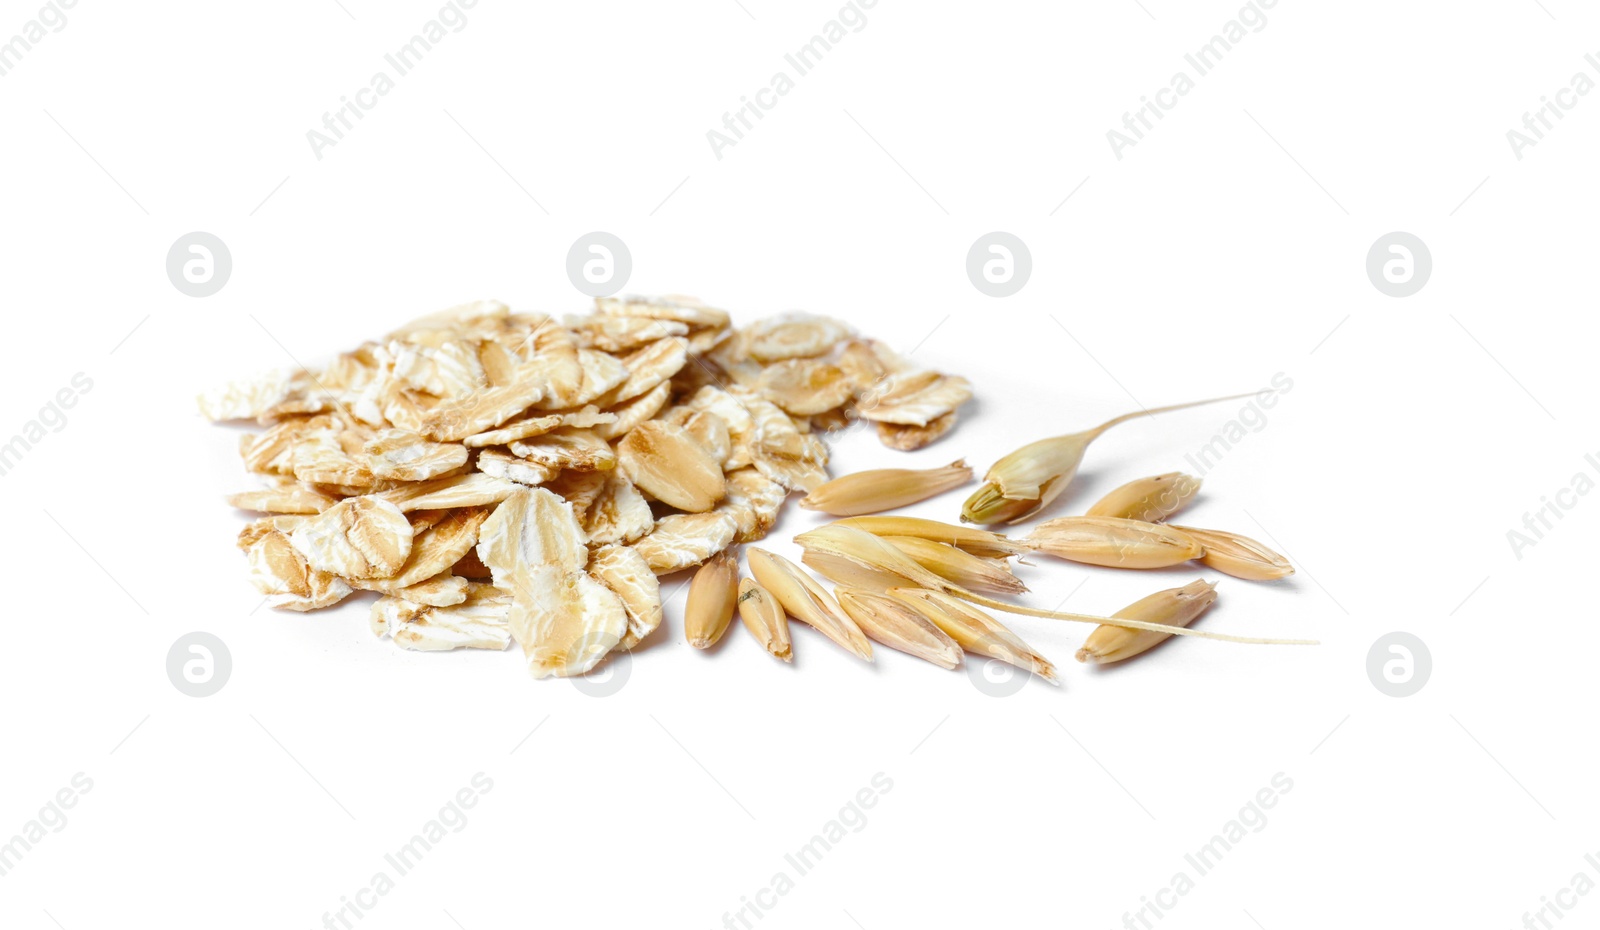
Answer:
(203, 296, 972, 678)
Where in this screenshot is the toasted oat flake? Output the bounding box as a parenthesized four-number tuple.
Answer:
(475, 449, 559, 486)
(604, 337, 689, 405)
(580, 471, 654, 545)
(662, 408, 732, 467)
(391, 339, 489, 398)
(555, 348, 632, 409)
(557, 406, 619, 430)
(354, 507, 488, 592)
(508, 428, 617, 472)
(291, 424, 377, 487)
(572, 314, 689, 352)
(617, 421, 726, 512)
(289, 496, 414, 579)
(757, 359, 854, 416)
(371, 583, 512, 651)
(478, 340, 520, 387)
(717, 468, 787, 543)
(876, 412, 957, 451)
(592, 380, 673, 441)
(406, 509, 452, 535)
(587, 544, 663, 649)
(237, 514, 313, 548)
(476, 488, 626, 677)
(683, 386, 755, 439)
(809, 406, 857, 435)
(461, 414, 564, 448)
(835, 340, 889, 392)
(858, 372, 972, 427)
(476, 488, 586, 579)
(228, 485, 336, 514)
(417, 376, 545, 442)
(744, 394, 829, 492)
(685, 323, 732, 355)
(373, 574, 470, 607)
(365, 430, 470, 481)
(375, 473, 521, 511)
(597, 294, 730, 330)
(240, 418, 322, 474)
(544, 470, 610, 523)
(245, 530, 353, 611)
(515, 566, 631, 678)
(743, 313, 850, 362)
(632, 512, 738, 574)
(198, 369, 306, 422)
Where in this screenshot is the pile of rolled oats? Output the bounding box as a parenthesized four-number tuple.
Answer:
(204, 296, 972, 678)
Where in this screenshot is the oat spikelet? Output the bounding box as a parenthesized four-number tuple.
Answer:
(883, 535, 1027, 596)
(792, 524, 957, 593)
(796, 525, 1307, 646)
(737, 578, 792, 662)
(746, 548, 873, 661)
(1077, 580, 1219, 664)
(960, 393, 1259, 525)
(835, 588, 963, 669)
(1172, 525, 1295, 580)
(889, 588, 1057, 685)
(1021, 516, 1204, 569)
(798, 459, 973, 516)
(831, 516, 1025, 558)
(685, 550, 740, 649)
(1086, 472, 1202, 523)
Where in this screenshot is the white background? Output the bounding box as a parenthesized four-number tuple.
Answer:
(1, 1, 1595, 927)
